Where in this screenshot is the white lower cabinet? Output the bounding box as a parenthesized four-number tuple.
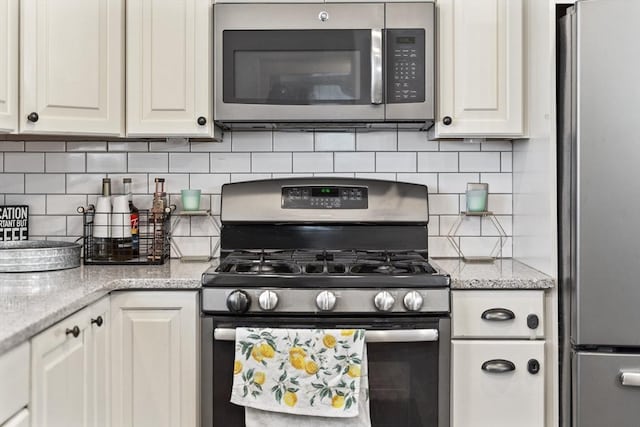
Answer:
(31, 296, 110, 427)
(111, 291, 198, 427)
(451, 340, 545, 427)
(0, 409, 29, 427)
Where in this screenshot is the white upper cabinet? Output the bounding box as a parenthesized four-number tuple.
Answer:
(127, 0, 213, 137)
(20, 0, 125, 136)
(0, 0, 18, 133)
(435, 0, 524, 138)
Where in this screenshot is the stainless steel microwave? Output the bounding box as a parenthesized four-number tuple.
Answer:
(213, 2, 434, 130)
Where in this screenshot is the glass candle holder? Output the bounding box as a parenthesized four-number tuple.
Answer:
(181, 189, 202, 211)
(466, 183, 489, 213)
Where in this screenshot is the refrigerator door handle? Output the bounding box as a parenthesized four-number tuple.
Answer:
(620, 371, 640, 387)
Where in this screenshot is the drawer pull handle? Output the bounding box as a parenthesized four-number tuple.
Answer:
(481, 308, 516, 321)
(482, 359, 515, 373)
(65, 326, 80, 338)
(620, 371, 640, 387)
(91, 316, 104, 327)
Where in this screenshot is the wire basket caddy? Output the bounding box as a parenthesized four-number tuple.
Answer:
(78, 205, 173, 265)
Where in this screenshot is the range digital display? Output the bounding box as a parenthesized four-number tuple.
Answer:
(396, 36, 416, 44)
(311, 187, 340, 197)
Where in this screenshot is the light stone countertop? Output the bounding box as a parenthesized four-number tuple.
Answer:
(0, 257, 554, 356)
(0, 260, 214, 355)
(431, 258, 555, 290)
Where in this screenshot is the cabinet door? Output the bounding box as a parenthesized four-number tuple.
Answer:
(21, 0, 124, 136)
(0, 0, 17, 133)
(436, 0, 524, 137)
(111, 291, 198, 427)
(31, 306, 92, 427)
(87, 297, 110, 427)
(127, 0, 212, 137)
(451, 340, 544, 427)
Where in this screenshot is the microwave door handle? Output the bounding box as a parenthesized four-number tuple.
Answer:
(213, 328, 438, 343)
(371, 29, 383, 105)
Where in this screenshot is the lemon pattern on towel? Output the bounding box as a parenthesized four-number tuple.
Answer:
(231, 328, 367, 417)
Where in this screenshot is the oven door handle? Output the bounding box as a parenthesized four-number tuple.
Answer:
(213, 328, 439, 343)
(371, 29, 383, 105)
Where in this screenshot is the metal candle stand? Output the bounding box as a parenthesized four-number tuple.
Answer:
(446, 211, 508, 262)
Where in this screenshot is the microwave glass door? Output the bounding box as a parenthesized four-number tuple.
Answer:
(223, 30, 374, 105)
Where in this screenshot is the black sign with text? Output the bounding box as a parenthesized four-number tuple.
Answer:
(0, 205, 29, 241)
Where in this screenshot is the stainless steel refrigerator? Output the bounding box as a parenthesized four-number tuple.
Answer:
(559, 0, 640, 425)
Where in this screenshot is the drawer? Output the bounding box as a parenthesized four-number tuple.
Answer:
(0, 342, 30, 425)
(452, 290, 544, 339)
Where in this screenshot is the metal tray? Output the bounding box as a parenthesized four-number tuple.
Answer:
(0, 241, 81, 272)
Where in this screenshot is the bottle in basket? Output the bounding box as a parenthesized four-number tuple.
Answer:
(123, 178, 139, 257)
(93, 178, 112, 260)
(149, 178, 168, 261)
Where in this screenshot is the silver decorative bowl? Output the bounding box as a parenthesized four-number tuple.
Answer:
(0, 241, 81, 272)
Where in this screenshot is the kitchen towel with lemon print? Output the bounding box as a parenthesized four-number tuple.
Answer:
(230, 328, 370, 425)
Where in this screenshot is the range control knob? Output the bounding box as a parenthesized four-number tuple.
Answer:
(403, 291, 424, 312)
(316, 291, 337, 311)
(374, 291, 396, 312)
(259, 290, 279, 311)
(226, 290, 251, 314)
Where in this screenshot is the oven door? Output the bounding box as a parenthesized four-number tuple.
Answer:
(214, 3, 385, 122)
(201, 316, 450, 427)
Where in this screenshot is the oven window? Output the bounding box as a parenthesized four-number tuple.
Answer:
(211, 336, 439, 426)
(223, 30, 371, 105)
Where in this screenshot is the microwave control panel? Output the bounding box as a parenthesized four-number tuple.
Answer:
(386, 29, 426, 104)
(281, 186, 368, 209)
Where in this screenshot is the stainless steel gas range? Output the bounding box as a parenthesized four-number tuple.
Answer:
(200, 178, 450, 427)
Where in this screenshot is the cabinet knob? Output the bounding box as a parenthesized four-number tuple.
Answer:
(197, 116, 207, 126)
(91, 316, 104, 327)
(65, 326, 80, 338)
(27, 112, 39, 123)
(527, 359, 540, 375)
(442, 116, 452, 126)
(527, 314, 540, 329)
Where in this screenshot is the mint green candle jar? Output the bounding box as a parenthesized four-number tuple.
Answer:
(466, 183, 488, 213)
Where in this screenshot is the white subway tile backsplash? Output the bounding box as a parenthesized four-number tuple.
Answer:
(87, 153, 127, 173)
(25, 141, 66, 152)
(274, 133, 314, 152)
(46, 153, 85, 173)
(170, 153, 209, 173)
(418, 152, 458, 172)
(128, 153, 168, 173)
(314, 132, 355, 151)
(438, 173, 479, 194)
(5, 195, 46, 214)
(293, 153, 333, 173)
(356, 131, 397, 151)
(397, 173, 438, 190)
(375, 152, 416, 172)
(501, 152, 512, 172)
(108, 142, 148, 152)
(459, 152, 501, 172)
(4, 153, 44, 172)
(481, 173, 513, 193)
(47, 195, 87, 215)
(251, 153, 292, 173)
(481, 140, 513, 151)
(150, 140, 190, 152)
(67, 141, 107, 152)
(30, 215, 66, 236)
(0, 130, 514, 257)
(1, 141, 24, 151)
(334, 152, 374, 172)
(460, 236, 511, 258)
(232, 131, 272, 152)
(398, 132, 439, 151)
(170, 236, 211, 258)
(190, 174, 230, 194)
(67, 174, 104, 195)
(482, 215, 512, 236)
(439, 141, 481, 152)
(429, 194, 459, 215)
(25, 174, 65, 194)
(210, 153, 251, 173)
